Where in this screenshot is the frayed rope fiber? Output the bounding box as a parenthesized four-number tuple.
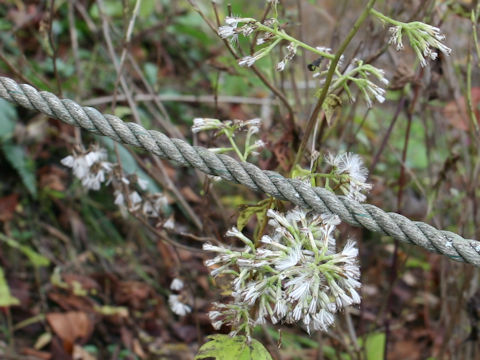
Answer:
(1, 76, 479, 266)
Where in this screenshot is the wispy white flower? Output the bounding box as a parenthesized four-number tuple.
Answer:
(273, 244, 302, 270)
(226, 226, 255, 248)
(142, 194, 168, 216)
(163, 217, 175, 229)
(61, 147, 111, 190)
(238, 36, 282, 68)
(339, 60, 389, 107)
(325, 152, 372, 202)
(60, 155, 75, 168)
(168, 295, 191, 316)
(114, 190, 125, 207)
(275, 42, 298, 72)
(362, 80, 386, 107)
(219, 25, 237, 39)
(62, 145, 169, 226)
(191, 118, 225, 133)
(240, 24, 255, 36)
(128, 191, 142, 210)
(387, 22, 451, 67)
(244, 118, 261, 127)
(388, 26, 404, 50)
(208, 302, 253, 336)
(251, 140, 265, 152)
(238, 55, 258, 67)
(276, 60, 287, 71)
(218, 17, 258, 45)
(137, 178, 148, 190)
(170, 278, 184, 291)
(218, 16, 240, 43)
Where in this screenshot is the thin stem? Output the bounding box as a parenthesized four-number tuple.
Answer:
(292, 0, 377, 170)
(224, 131, 246, 161)
(466, 43, 479, 135)
(254, 23, 335, 60)
(472, 7, 480, 64)
(186, 0, 296, 123)
(48, 0, 62, 96)
(370, 8, 403, 27)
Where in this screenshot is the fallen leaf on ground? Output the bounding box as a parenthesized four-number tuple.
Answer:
(0, 194, 18, 222)
(46, 312, 94, 353)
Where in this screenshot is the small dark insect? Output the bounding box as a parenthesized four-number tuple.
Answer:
(307, 57, 324, 71)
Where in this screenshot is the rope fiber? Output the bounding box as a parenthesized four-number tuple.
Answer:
(1, 76, 479, 266)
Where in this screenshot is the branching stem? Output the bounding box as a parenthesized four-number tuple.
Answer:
(292, 0, 377, 170)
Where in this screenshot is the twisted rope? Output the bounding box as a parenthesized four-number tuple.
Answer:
(1, 76, 479, 266)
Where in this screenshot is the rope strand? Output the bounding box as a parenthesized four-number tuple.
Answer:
(1, 76, 479, 266)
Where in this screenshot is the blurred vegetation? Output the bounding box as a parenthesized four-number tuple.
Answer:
(0, 0, 479, 359)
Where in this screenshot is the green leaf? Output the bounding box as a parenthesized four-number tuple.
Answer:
(405, 257, 430, 271)
(195, 335, 273, 360)
(94, 305, 129, 317)
(139, 0, 156, 19)
(0, 234, 50, 268)
(0, 18, 12, 31)
(0, 266, 20, 307)
(2, 142, 37, 198)
(237, 199, 272, 231)
(143, 62, 158, 87)
(365, 332, 386, 360)
(0, 99, 17, 141)
(322, 93, 342, 126)
(89, 2, 124, 19)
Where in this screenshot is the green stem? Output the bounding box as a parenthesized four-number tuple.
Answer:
(472, 8, 480, 67)
(370, 8, 403, 27)
(224, 130, 246, 161)
(292, 0, 378, 170)
(255, 23, 335, 60)
(466, 43, 479, 134)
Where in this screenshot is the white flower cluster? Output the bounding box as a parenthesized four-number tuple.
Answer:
(113, 176, 168, 219)
(238, 36, 282, 68)
(192, 117, 262, 135)
(61, 147, 112, 190)
(61, 146, 171, 225)
(340, 60, 389, 108)
(218, 16, 258, 45)
(113, 188, 168, 218)
(203, 207, 361, 335)
(191, 117, 265, 160)
(388, 22, 452, 67)
(276, 42, 298, 71)
(192, 118, 228, 134)
(325, 152, 372, 202)
(218, 16, 292, 69)
(168, 278, 192, 316)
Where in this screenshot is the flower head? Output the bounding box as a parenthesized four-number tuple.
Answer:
(218, 17, 257, 45)
(61, 146, 111, 191)
(191, 118, 227, 133)
(203, 207, 362, 335)
(339, 60, 389, 107)
(238, 55, 259, 67)
(275, 42, 298, 72)
(168, 294, 191, 316)
(388, 22, 451, 67)
(170, 278, 184, 291)
(325, 152, 372, 202)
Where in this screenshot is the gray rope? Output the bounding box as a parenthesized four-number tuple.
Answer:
(1, 76, 479, 267)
